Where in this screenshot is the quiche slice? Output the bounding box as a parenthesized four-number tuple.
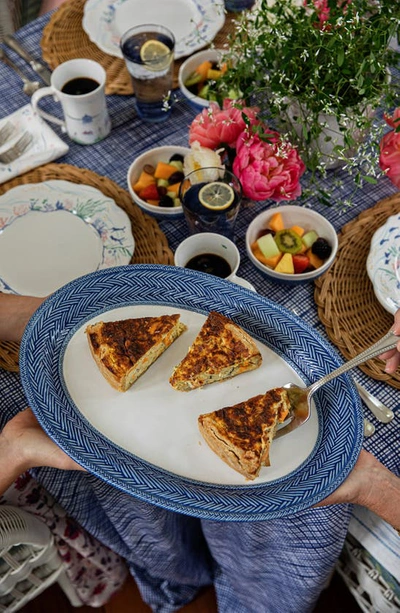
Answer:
(198, 387, 291, 480)
(86, 314, 187, 392)
(169, 311, 262, 391)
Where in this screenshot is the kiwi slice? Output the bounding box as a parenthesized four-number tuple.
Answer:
(274, 229, 303, 254)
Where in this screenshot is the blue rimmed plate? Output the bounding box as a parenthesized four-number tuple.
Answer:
(83, 0, 225, 60)
(20, 265, 363, 521)
(0, 180, 134, 296)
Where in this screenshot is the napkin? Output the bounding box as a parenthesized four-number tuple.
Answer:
(0, 104, 69, 185)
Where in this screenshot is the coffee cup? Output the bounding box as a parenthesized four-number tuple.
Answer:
(174, 232, 255, 291)
(31, 59, 111, 145)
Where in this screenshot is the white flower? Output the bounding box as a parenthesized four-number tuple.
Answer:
(183, 141, 224, 182)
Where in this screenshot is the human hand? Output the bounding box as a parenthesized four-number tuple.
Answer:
(0, 409, 85, 495)
(315, 450, 400, 531)
(380, 309, 400, 373)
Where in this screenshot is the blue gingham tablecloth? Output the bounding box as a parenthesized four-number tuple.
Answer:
(0, 12, 399, 613)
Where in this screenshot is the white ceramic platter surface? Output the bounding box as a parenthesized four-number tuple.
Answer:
(0, 180, 134, 296)
(367, 213, 400, 315)
(82, 0, 225, 60)
(20, 265, 363, 521)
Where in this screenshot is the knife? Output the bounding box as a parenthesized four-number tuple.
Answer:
(3, 34, 52, 85)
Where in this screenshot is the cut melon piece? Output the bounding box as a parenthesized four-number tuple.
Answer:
(274, 252, 294, 274)
(268, 212, 285, 233)
(302, 230, 318, 249)
(290, 225, 305, 238)
(256, 233, 280, 259)
(251, 242, 282, 269)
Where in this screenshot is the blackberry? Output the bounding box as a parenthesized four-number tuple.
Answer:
(169, 153, 184, 163)
(311, 237, 332, 259)
(159, 195, 175, 208)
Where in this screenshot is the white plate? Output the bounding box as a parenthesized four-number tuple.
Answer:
(0, 180, 134, 296)
(82, 0, 225, 60)
(20, 265, 363, 521)
(366, 213, 400, 314)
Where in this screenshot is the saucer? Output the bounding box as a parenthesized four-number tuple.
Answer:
(230, 275, 256, 292)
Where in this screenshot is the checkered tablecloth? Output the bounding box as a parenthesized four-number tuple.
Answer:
(0, 12, 399, 613)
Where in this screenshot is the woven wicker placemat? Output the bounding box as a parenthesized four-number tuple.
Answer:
(314, 192, 400, 389)
(0, 162, 173, 373)
(41, 0, 239, 95)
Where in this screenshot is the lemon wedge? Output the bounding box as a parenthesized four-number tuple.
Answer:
(198, 182, 235, 210)
(140, 39, 172, 71)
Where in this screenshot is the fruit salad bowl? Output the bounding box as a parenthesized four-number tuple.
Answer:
(127, 146, 190, 219)
(178, 49, 227, 110)
(245, 205, 338, 284)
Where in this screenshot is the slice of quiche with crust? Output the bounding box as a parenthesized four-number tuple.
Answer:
(198, 387, 291, 480)
(86, 314, 187, 392)
(169, 311, 262, 391)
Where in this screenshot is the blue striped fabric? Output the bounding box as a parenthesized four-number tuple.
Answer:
(0, 11, 398, 612)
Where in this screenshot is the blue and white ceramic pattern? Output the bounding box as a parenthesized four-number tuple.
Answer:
(20, 265, 363, 521)
(367, 213, 400, 315)
(0, 181, 134, 296)
(82, 0, 225, 60)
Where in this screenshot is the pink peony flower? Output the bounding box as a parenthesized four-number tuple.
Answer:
(189, 100, 259, 150)
(232, 130, 306, 201)
(379, 108, 400, 189)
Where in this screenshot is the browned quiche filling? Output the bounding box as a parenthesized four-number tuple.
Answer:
(86, 314, 187, 392)
(198, 387, 291, 480)
(169, 311, 262, 391)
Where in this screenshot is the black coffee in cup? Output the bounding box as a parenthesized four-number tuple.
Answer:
(185, 253, 232, 278)
(61, 77, 99, 95)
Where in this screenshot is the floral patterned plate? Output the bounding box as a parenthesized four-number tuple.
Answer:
(0, 180, 134, 296)
(82, 0, 225, 60)
(366, 213, 400, 315)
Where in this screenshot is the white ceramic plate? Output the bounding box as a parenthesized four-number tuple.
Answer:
(20, 265, 363, 521)
(367, 213, 400, 315)
(82, 0, 225, 60)
(0, 180, 134, 296)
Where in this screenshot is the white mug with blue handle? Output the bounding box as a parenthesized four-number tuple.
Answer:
(31, 58, 111, 145)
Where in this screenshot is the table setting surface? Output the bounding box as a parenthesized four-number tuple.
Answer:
(0, 6, 399, 612)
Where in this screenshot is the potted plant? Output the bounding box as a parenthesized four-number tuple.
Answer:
(212, 0, 400, 204)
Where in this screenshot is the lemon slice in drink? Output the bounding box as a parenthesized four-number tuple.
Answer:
(199, 182, 235, 210)
(140, 39, 172, 71)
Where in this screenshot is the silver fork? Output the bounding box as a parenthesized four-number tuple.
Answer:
(0, 121, 15, 146)
(0, 131, 33, 164)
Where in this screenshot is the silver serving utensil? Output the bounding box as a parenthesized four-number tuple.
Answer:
(355, 382, 395, 423)
(0, 48, 41, 95)
(0, 121, 15, 146)
(363, 419, 375, 437)
(3, 34, 52, 85)
(276, 328, 399, 437)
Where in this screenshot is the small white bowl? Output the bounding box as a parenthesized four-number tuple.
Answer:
(245, 205, 338, 284)
(127, 146, 190, 219)
(178, 49, 225, 110)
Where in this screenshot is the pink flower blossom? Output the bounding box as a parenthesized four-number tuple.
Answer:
(379, 108, 400, 189)
(189, 100, 259, 150)
(232, 130, 306, 201)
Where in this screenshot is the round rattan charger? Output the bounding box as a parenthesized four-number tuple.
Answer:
(314, 192, 400, 389)
(0, 163, 173, 373)
(41, 0, 239, 95)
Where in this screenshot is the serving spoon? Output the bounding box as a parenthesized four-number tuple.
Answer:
(0, 48, 41, 95)
(276, 328, 398, 437)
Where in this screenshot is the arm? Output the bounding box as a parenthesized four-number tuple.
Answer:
(0, 408, 85, 496)
(0, 293, 44, 342)
(379, 309, 400, 373)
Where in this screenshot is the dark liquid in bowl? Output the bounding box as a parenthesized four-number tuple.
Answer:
(61, 77, 100, 95)
(185, 253, 232, 278)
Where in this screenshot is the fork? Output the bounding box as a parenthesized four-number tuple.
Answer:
(0, 131, 33, 164)
(0, 121, 15, 146)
